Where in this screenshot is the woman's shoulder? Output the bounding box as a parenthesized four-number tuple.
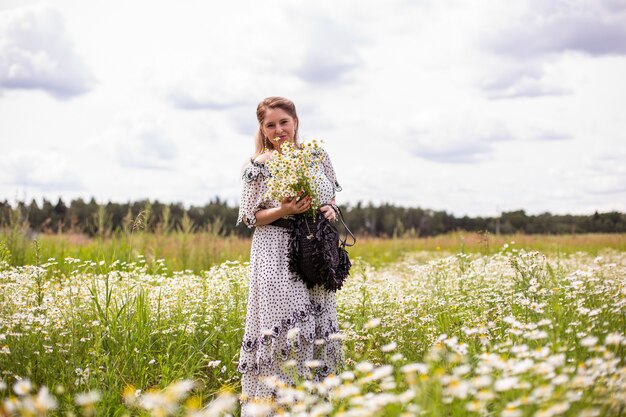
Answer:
(309, 145, 328, 156)
(312, 146, 332, 162)
(241, 153, 271, 182)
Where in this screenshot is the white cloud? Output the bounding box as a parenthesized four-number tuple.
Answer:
(100, 113, 178, 170)
(530, 128, 573, 141)
(153, 43, 307, 112)
(407, 115, 515, 164)
(585, 177, 626, 196)
(479, 61, 571, 99)
(483, 0, 626, 58)
(0, 4, 95, 99)
(0, 149, 85, 191)
(291, 15, 365, 85)
(584, 151, 626, 196)
(477, 0, 626, 100)
(165, 67, 259, 111)
(227, 106, 261, 137)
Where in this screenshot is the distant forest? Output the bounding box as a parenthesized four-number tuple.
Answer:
(1, 197, 625, 237)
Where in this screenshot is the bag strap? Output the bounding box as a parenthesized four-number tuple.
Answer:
(322, 204, 356, 247)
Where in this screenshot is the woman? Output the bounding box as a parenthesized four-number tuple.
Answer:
(236, 97, 343, 411)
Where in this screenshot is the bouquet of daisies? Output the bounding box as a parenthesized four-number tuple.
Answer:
(264, 140, 324, 218)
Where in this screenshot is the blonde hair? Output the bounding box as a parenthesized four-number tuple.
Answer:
(252, 97, 300, 159)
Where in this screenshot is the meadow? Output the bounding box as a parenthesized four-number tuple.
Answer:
(0, 231, 625, 416)
(2, 216, 624, 271)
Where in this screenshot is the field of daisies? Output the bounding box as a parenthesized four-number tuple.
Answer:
(1, 243, 625, 416)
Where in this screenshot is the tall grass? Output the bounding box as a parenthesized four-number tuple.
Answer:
(1, 208, 624, 273)
(350, 231, 626, 264)
(0, 204, 252, 274)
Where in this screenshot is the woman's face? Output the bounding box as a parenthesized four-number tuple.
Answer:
(261, 108, 298, 151)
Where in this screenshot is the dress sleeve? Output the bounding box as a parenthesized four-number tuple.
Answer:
(321, 148, 342, 193)
(236, 161, 269, 228)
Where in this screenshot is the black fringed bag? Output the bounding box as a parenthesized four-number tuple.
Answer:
(286, 205, 356, 292)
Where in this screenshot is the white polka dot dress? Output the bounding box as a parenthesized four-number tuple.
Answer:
(236, 148, 344, 411)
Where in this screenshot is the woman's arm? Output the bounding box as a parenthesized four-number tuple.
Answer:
(254, 194, 312, 226)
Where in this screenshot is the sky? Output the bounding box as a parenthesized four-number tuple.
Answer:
(1, 0, 625, 217)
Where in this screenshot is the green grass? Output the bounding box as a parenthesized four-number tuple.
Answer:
(1, 227, 624, 274)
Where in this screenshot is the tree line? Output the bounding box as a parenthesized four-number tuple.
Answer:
(1, 197, 624, 237)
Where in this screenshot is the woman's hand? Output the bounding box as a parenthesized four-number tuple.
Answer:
(280, 192, 312, 215)
(320, 204, 337, 222)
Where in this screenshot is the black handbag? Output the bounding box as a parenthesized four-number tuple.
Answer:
(286, 205, 356, 292)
